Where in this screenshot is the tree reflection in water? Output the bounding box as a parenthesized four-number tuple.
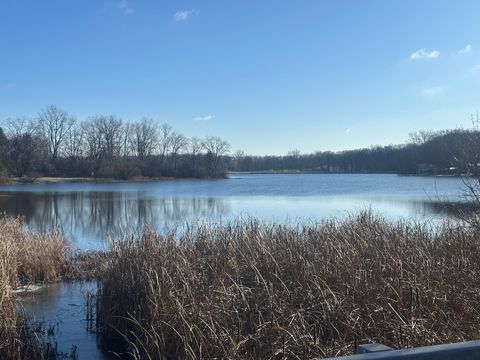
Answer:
(0, 191, 229, 249)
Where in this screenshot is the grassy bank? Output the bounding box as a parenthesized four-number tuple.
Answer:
(96, 214, 480, 359)
(0, 217, 71, 359)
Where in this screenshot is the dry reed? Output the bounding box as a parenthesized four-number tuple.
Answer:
(96, 213, 480, 359)
(0, 216, 70, 359)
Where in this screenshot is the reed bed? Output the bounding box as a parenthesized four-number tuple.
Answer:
(0, 216, 70, 359)
(96, 213, 480, 359)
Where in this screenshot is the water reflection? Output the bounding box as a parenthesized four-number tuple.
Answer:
(0, 191, 230, 249)
(413, 200, 479, 218)
(0, 189, 467, 249)
(0, 174, 466, 249)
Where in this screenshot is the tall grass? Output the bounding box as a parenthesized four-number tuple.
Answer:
(96, 213, 480, 359)
(0, 216, 70, 359)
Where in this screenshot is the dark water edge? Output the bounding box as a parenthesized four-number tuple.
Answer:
(18, 281, 128, 360)
(424, 200, 480, 217)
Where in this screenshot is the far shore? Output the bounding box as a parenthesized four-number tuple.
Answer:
(0, 172, 463, 185)
(0, 176, 175, 185)
(0, 174, 230, 185)
(227, 170, 462, 177)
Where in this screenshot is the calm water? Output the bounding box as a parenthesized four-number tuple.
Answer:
(4, 174, 466, 359)
(0, 173, 465, 250)
(18, 282, 107, 359)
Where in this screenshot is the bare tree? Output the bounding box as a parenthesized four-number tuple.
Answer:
(408, 129, 438, 145)
(202, 136, 231, 175)
(8, 133, 49, 177)
(230, 150, 245, 170)
(121, 122, 134, 158)
(170, 132, 187, 170)
(96, 115, 124, 158)
(4, 116, 35, 137)
(64, 123, 85, 159)
(133, 118, 158, 158)
(189, 136, 203, 172)
(158, 124, 173, 164)
(37, 105, 75, 162)
(81, 116, 123, 177)
(82, 118, 104, 162)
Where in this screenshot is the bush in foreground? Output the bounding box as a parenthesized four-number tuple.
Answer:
(96, 213, 480, 359)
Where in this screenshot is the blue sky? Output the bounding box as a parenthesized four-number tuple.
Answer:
(1, 1, 480, 155)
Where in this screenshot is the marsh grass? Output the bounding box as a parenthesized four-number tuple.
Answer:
(96, 213, 480, 359)
(0, 216, 70, 359)
(3, 212, 480, 359)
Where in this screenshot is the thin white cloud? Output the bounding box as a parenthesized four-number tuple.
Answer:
(410, 48, 440, 60)
(117, 0, 133, 14)
(174, 10, 194, 22)
(458, 44, 472, 54)
(422, 86, 445, 98)
(193, 115, 214, 122)
(345, 128, 351, 135)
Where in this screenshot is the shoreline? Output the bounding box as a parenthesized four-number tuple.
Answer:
(0, 175, 228, 185)
(0, 172, 463, 185)
(227, 170, 462, 177)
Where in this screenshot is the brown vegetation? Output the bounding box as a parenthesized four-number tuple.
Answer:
(96, 214, 480, 359)
(3, 212, 480, 359)
(0, 216, 70, 359)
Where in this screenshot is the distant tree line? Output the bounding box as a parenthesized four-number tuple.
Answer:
(227, 129, 480, 175)
(0, 105, 231, 179)
(2, 106, 478, 180)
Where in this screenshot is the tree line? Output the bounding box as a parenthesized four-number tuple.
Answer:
(1, 106, 479, 180)
(0, 105, 231, 179)
(227, 128, 480, 175)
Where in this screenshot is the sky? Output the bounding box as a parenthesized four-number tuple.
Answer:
(1, 0, 480, 155)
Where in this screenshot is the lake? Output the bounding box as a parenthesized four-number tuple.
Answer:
(0, 173, 466, 250)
